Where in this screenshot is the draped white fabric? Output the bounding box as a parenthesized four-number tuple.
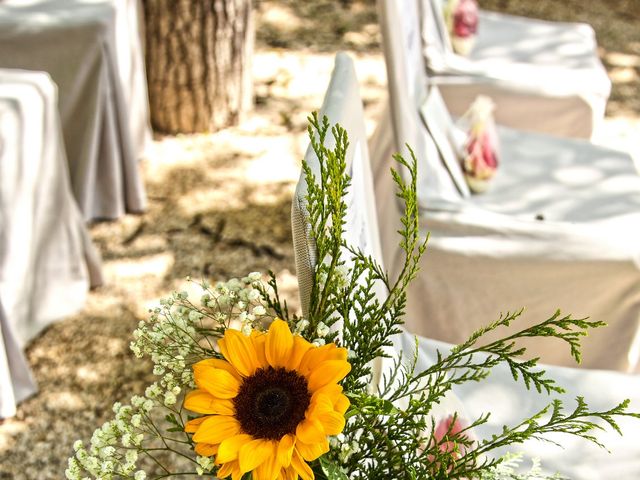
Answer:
(0, 0, 150, 220)
(375, 0, 640, 372)
(418, 0, 610, 139)
(0, 69, 103, 418)
(396, 332, 640, 479)
(0, 298, 36, 419)
(294, 52, 640, 479)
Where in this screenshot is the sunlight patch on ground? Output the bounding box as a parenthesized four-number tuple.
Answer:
(104, 253, 174, 282)
(605, 51, 640, 68)
(43, 391, 86, 411)
(0, 419, 27, 453)
(260, 2, 304, 33)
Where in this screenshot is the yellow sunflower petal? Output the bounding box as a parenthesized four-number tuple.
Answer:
(334, 393, 350, 415)
(217, 460, 242, 480)
(317, 410, 345, 436)
(254, 448, 281, 480)
(291, 449, 314, 480)
(193, 358, 241, 380)
(308, 393, 333, 416)
(193, 367, 241, 399)
(239, 438, 277, 473)
(192, 415, 241, 444)
(295, 438, 329, 462)
(251, 331, 269, 368)
(277, 434, 296, 468)
(295, 417, 326, 445)
(219, 330, 260, 377)
(184, 390, 235, 415)
(307, 360, 351, 392)
(265, 319, 294, 368)
(185, 416, 207, 433)
(305, 393, 346, 436)
(195, 442, 219, 457)
(281, 465, 299, 480)
(310, 383, 342, 404)
(288, 335, 313, 371)
(310, 384, 350, 415)
(299, 344, 347, 376)
(216, 433, 253, 464)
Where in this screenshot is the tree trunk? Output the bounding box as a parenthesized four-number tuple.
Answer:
(143, 0, 254, 134)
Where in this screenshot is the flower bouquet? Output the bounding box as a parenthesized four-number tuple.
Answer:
(67, 115, 637, 479)
(444, 0, 479, 56)
(460, 95, 499, 193)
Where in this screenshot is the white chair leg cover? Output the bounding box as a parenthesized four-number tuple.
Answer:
(0, 69, 103, 349)
(0, 299, 37, 419)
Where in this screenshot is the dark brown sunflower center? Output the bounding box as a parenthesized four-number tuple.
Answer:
(233, 367, 311, 440)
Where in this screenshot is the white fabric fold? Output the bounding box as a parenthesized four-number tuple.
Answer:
(0, 0, 150, 220)
(0, 69, 103, 418)
(0, 299, 37, 419)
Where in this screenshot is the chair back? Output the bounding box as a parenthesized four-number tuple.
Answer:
(292, 53, 464, 409)
(377, 0, 461, 203)
(419, 0, 454, 71)
(292, 53, 386, 320)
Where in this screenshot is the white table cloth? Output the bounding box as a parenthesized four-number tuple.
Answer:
(0, 69, 103, 418)
(375, 0, 640, 372)
(0, 0, 150, 220)
(292, 53, 640, 479)
(418, 0, 611, 139)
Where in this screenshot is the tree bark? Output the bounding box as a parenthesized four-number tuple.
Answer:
(143, 0, 254, 134)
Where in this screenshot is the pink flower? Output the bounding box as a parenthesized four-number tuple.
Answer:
(433, 415, 469, 458)
(453, 0, 479, 38)
(465, 129, 498, 179)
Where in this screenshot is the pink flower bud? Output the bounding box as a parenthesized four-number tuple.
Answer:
(453, 0, 479, 38)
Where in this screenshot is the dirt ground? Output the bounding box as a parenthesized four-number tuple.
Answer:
(0, 1, 638, 478)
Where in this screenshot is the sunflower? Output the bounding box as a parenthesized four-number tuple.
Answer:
(184, 319, 351, 480)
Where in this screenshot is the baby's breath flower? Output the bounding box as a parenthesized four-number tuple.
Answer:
(295, 319, 310, 334)
(131, 414, 142, 428)
(196, 455, 214, 475)
(316, 321, 330, 338)
(247, 289, 260, 301)
(241, 323, 253, 336)
(164, 392, 177, 406)
(126, 450, 138, 463)
(253, 305, 266, 316)
(248, 271, 261, 281)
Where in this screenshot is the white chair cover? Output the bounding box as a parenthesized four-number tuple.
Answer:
(401, 334, 640, 479)
(295, 53, 640, 479)
(374, 0, 640, 372)
(0, 298, 37, 419)
(418, 0, 610, 138)
(292, 51, 457, 406)
(292, 52, 386, 321)
(0, 0, 150, 220)
(0, 69, 103, 417)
